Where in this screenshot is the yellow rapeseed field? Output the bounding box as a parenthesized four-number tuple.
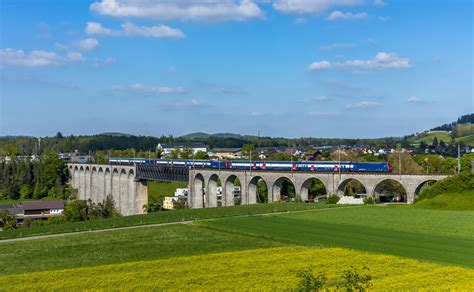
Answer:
(1, 246, 473, 290)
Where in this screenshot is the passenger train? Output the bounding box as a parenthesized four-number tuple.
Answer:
(109, 157, 392, 173)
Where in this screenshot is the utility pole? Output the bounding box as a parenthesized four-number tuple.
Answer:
(398, 155, 402, 179)
(457, 144, 461, 174)
(249, 149, 252, 176)
(338, 147, 341, 179)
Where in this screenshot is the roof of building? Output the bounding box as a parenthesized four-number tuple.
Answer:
(210, 148, 242, 153)
(0, 204, 24, 215)
(21, 200, 64, 211)
(158, 142, 206, 149)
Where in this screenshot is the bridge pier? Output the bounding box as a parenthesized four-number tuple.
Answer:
(68, 164, 148, 216)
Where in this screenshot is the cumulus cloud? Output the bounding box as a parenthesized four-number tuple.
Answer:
(320, 43, 356, 51)
(86, 22, 185, 38)
(74, 38, 100, 51)
(273, 0, 364, 15)
(308, 60, 332, 70)
(67, 51, 85, 61)
(0, 48, 64, 67)
(131, 83, 186, 95)
(407, 96, 420, 102)
(89, 0, 264, 22)
(374, 0, 387, 6)
(327, 11, 368, 20)
(312, 96, 330, 101)
(308, 52, 411, 71)
(346, 101, 379, 109)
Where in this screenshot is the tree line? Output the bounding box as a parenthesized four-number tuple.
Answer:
(0, 151, 70, 201)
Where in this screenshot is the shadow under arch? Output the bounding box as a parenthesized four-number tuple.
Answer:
(373, 179, 407, 203)
(272, 177, 296, 202)
(225, 175, 241, 206)
(249, 176, 268, 203)
(300, 177, 327, 202)
(337, 178, 368, 197)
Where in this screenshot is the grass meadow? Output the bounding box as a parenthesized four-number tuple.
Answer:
(1, 204, 473, 289)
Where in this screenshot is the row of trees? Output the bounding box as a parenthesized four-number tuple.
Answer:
(0, 151, 70, 200)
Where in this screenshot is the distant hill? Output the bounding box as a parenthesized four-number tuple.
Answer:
(98, 132, 134, 137)
(430, 113, 473, 131)
(410, 115, 474, 146)
(181, 132, 245, 139)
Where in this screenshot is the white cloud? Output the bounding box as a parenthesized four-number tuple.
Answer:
(327, 11, 368, 20)
(86, 22, 185, 38)
(308, 60, 332, 70)
(250, 111, 264, 116)
(308, 52, 411, 71)
(67, 51, 85, 62)
(0, 48, 64, 67)
(374, 0, 387, 6)
(346, 101, 379, 109)
(273, 0, 364, 15)
(320, 43, 356, 51)
(90, 0, 264, 22)
(75, 38, 100, 51)
(312, 96, 329, 101)
(407, 96, 420, 102)
(131, 83, 186, 94)
(308, 111, 335, 116)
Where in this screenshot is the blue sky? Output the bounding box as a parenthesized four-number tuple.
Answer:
(0, 0, 472, 138)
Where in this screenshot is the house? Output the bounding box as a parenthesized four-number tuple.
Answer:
(0, 204, 24, 217)
(209, 148, 242, 159)
(21, 200, 64, 217)
(163, 197, 179, 210)
(157, 142, 207, 156)
(304, 150, 322, 161)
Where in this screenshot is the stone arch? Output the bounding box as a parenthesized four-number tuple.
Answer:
(104, 168, 112, 200)
(248, 176, 268, 204)
(127, 169, 136, 215)
(272, 177, 296, 202)
(112, 169, 120, 211)
(300, 177, 327, 202)
(78, 166, 85, 199)
(373, 179, 407, 203)
(193, 173, 205, 208)
(224, 175, 242, 206)
(97, 167, 105, 204)
(72, 166, 80, 189)
(90, 167, 98, 203)
(414, 179, 438, 199)
(337, 178, 368, 197)
(119, 169, 128, 215)
(85, 166, 91, 199)
(207, 174, 221, 208)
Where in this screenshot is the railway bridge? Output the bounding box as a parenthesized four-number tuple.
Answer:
(67, 163, 450, 215)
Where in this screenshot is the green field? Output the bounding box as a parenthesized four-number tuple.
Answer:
(456, 134, 474, 146)
(415, 190, 474, 211)
(147, 181, 187, 203)
(0, 224, 282, 276)
(0, 203, 340, 240)
(1, 205, 473, 289)
(201, 206, 474, 267)
(409, 130, 452, 144)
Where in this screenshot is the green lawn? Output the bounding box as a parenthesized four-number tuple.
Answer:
(456, 134, 474, 146)
(147, 181, 187, 203)
(201, 206, 474, 267)
(0, 203, 340, 240)
(410, 131, 452, 144)
(414, 191, 474, 211)
(0, 224, 283, 276)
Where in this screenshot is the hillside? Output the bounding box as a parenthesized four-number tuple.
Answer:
(414, 191, 474, 211)
(410, 122, 474, 146)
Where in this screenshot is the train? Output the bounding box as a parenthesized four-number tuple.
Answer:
(109, 157, 392, 173)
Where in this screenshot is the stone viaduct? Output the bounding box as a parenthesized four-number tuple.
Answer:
(68, 163, 450, 215)
(67, 164, 148, 216)
(188, 168, 450, 208)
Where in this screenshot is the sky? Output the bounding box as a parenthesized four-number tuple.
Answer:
(0, 0, 472, 138)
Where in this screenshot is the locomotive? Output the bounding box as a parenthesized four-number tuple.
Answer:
(109, 157, 392, 173)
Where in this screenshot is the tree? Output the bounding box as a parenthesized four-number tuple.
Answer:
(0, 210, 16, 230)
(294, 266, 327, 291)
(63, 200, 88, 222)
(180, 147, 193, 159)
(339, 267, 373, 291)
(432, 137, 439, 148)
(170, 148, 181, 159)
(242, 144, 256, 158)
(194, 150, 209, 160)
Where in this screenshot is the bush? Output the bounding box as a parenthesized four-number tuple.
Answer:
(338, 266, 373, 291)
(0, 210, 17, 230)
(326, 195, 340, 204)
(63, 200, 88, 222)
(418, 172, 474, 200)
(363, 197, 375, 205)
(294, 266, 327, 291)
